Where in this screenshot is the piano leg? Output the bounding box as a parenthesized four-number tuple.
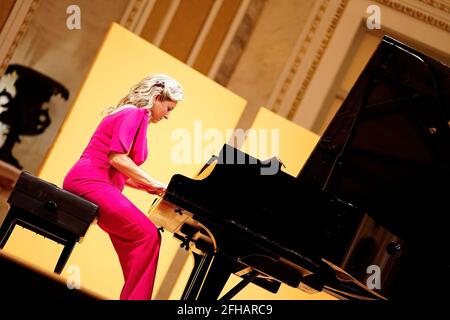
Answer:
(182, 251, 234, 300)
(0, 213, 16, 249)
(219, 270, 258, 300)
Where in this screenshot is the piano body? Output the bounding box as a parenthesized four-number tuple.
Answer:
(148, 36, 450, 300)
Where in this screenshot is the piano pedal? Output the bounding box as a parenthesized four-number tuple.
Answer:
(180, 239, 190, 251)
(174, 233, 191, 251)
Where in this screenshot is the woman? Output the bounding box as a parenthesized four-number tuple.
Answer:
(63, 74, 184, 300)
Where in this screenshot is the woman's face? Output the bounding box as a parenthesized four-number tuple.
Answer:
(150, 95, 177, 124)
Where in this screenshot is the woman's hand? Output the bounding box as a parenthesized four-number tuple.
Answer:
(144, 179, 167, 196)
(125, 178, 167, 196)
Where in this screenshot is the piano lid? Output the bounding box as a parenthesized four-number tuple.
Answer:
(297, 36, 450, 245)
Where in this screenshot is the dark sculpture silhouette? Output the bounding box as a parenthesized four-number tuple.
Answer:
(0, 64, 69, 169)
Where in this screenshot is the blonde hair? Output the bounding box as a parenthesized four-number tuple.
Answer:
(103, 73, 184, 115)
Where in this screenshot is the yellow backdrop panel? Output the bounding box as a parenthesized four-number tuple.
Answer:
(3, 23, 246, 299)
(228, 107, 335, 299)
(241, 107, 321, 177)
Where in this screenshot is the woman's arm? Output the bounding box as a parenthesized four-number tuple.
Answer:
(125, 178, 145, 189)
(125, 177, 165, 191)
(109, 152, 167, 195)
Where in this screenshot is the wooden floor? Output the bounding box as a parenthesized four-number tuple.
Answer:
(0, 249, 101, 300)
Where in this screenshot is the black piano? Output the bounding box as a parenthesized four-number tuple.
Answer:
(149, 36, 450, 300)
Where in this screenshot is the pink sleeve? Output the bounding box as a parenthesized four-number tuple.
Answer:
(109, 108, 146, 155)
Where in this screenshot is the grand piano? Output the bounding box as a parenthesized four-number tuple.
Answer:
(148, 36, 450, 300)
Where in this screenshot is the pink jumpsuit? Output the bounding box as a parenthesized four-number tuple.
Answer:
(63, 106, 160, 300)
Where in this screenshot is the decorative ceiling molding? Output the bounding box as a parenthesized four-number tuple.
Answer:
(0, 0, 39, 76)
(287, 0, 349, 120)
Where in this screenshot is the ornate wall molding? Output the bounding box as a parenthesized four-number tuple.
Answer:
(213, 0, 266, 86)
(418, 0, 450, 15)
(286, 0, 349, 120)
(120, 0, 147, 31)
(270, 0, 331, 114)
(0, 0, 39, 76)
(375, 0, 450, 32)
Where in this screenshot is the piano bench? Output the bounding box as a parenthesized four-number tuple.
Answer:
(0, 172, 98, 274)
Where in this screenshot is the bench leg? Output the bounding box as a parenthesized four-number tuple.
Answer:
(0, 213, 16, 249)
(54, 239, 76, 274)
